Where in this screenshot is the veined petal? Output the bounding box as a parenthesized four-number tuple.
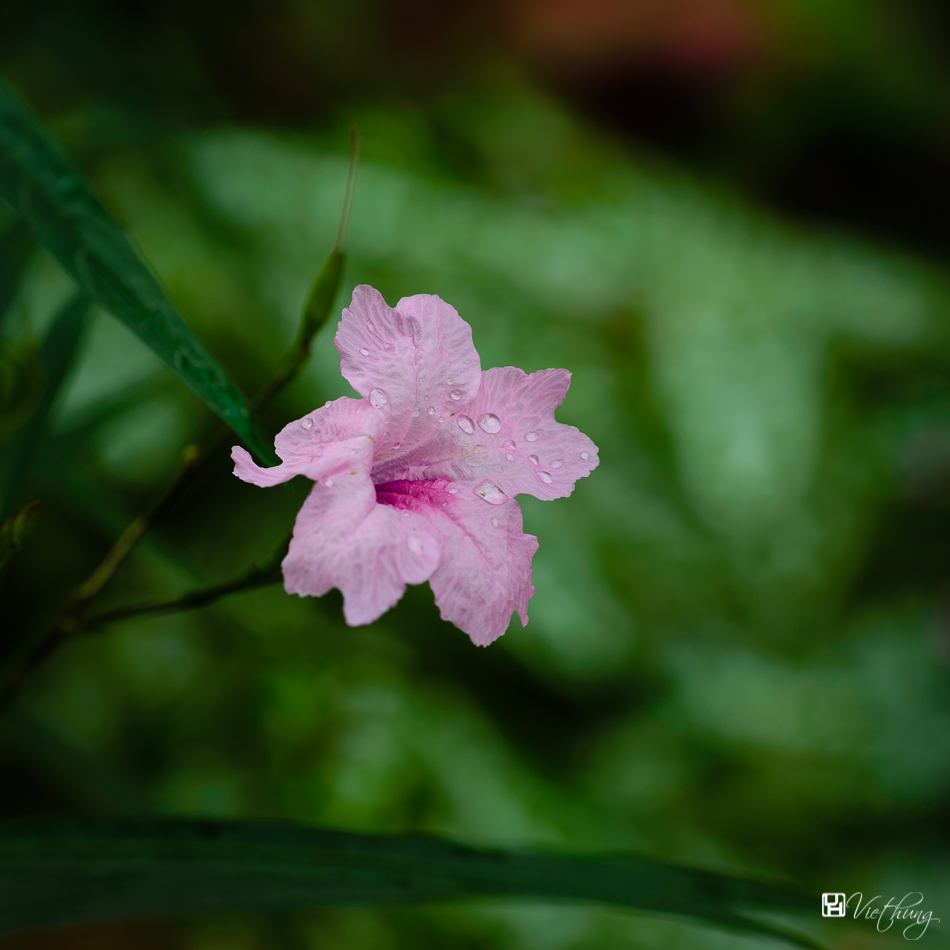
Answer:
(335, 286, 481, 455)
(283, 477, 440, 626)
(232, 397, 383, 487)
(416, 488, 538, 646)
(378, 367, 598, 501)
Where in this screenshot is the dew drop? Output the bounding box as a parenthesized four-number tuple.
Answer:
(478, 412, 502, 434)
(427, 406, 435, 415)
(464, 358, 471, 364)
(369, 388, 388, 408)
(448, 487, 460, 494)
(438, 416, 444, 423)
(528, 455, 539, 465)
(524, 430, 539, 442)
(325, 400, 332, 407)
(407, 535, 422, 553)
(581, 451, 590, 460)
(392, 442, 401, 449)
(502, 439, 515, 449)
(446, 377, 453, 384)
(323, 477, 334, 487)
(449, 389, 463, 400)
(474, 480, 508, 505)
(402, 510, 410, 518)
(457, 415, 475, 434)
(359, 348, 370, 356)
(412, 410, 420, 417)
(550, 459, 563, 469)
(384, 342, 392, 349)
(505, 453, 514, 461)
(539, 472, 553, 484)
(491, 516, 499, 528)
(441, 501, 448, 508)
(367, 322, 376, 332)
(301, 417, 313, 430)
(473, 444, 488, 454)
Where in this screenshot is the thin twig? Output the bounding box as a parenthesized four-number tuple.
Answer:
(82, 566, 282, 629)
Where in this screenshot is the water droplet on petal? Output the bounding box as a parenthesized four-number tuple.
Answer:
(446, 377, 453, 384)
(384, 342, 392, 349)
(438, 416, 444, 423)
(474, 481, 508, 505)
(324, 477, 334, 487)
(369, 388, 388, 408)
(449, 389, 463, 400)
(505, 453, 514, 461)
(301, 417, 313, 429)
(407, 535, 422, 553)
(412, 410, 420, 417)
(539, 472, 553, 484)
(441, 501, 448, 508)
(457, 415, 475, 434)
(359, 348, 370, 356)
(448, 487, 460, 494)
(528, 455, 539, 465)
(325, 400, 332, 407)
(491, 516, 499, 528)
(392, 442, 401, 449)
(550, 459, 563, 469)
(525, 431, 539, 442)
(478, 412, 501, 434)
(367, 322, 376, 332)
(502, 439, 515, 449)
(464, 358, 471, 364)
(473, 444, 487, 454)
(427, 406, 435, 415)
(581, 451, 590, 460)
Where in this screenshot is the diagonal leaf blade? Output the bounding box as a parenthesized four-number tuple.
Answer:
(0, 293, 90, 519)
(0, 818, 822, 948)
(0, 76, 274, 462)
(0, 217, 32, 333)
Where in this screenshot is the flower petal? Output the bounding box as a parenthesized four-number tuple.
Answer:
(415, 488, 538, 646)
(335, 286, 481, 457)
(283, 476, 441, 626)
(379, 367, 599, 501)
(232, 396, 383, 487)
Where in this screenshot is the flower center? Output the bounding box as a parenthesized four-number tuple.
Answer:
(375, 478, 454, 512)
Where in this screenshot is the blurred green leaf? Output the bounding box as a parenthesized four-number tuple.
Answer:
(0, 293, 89, 518)
(0, 499, 40, 574)
(0, 76, 274, 462)
(0, 217, 32, 332)
(300, 248, 345, 348)
(0, 817, 820, 947)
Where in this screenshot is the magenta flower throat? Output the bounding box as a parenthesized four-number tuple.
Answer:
(232, 286, 599, 645)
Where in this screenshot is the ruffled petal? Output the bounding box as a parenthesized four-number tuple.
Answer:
(282, 475, 441, 626)
(334, 286, 481, 457)
(414, 487, 538, 646)
(232, 397, 384, 487)
(377, 367, 598, 501)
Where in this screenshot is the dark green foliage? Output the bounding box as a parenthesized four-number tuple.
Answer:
(0, 76, 274, 463)
(0, 817, 819, 947)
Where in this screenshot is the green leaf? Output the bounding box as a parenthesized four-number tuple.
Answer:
(0, 818, 822, 947)
(0, 293, 89, 518)
(299, 248, 345, 347)
(0, 217, 32, 332)
(0, 499, 40, 574)
(0, 75, 274, 462)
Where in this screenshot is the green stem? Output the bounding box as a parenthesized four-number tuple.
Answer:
(81, 566, 282, 629)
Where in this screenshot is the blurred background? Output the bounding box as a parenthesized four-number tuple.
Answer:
(1, 0, 950, 947)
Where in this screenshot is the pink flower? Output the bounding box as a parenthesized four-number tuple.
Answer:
(232, 287, 599, 645)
